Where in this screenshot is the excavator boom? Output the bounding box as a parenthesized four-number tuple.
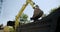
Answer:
(15, 0, 35, 30)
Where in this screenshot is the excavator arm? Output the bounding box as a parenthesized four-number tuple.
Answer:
(15, 0, 35, 30)
(15, 1, 28, 30)
(3, 0, 37, 32)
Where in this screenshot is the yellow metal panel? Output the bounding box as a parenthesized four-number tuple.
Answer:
(4, 26, 14, 32)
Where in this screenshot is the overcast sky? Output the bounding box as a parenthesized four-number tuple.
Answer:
(0, 0, 60, 26)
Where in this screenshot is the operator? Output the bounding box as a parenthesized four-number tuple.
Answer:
(30, 5, 44, 22)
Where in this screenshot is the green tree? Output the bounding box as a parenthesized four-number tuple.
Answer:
(50, 8, 57, 13)
(20, 13, 28, 24)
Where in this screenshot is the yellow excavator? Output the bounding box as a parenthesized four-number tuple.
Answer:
(4, 0, 37, 32)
